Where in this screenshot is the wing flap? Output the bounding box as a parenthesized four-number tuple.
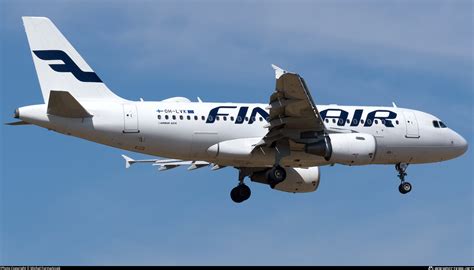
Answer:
(254, 65, 328, 150)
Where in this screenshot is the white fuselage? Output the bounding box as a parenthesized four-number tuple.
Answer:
(18, 100, 468, 168)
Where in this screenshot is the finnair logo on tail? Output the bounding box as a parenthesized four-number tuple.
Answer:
(33, 50, 102, 83)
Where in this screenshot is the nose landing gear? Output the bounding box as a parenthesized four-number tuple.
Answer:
(396, 163, 412, 194)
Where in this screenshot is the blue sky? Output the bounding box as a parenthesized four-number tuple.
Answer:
(1, 0, 473, 266)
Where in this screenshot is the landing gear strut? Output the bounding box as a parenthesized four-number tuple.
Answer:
(396, 163, 412, 194)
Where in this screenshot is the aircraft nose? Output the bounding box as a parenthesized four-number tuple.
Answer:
(452, 131, 468, 157)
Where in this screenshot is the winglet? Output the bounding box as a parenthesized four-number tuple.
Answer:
(121, 154, 135, 169)
(271, 64, 287, 79)
(392, 102, 398, 108)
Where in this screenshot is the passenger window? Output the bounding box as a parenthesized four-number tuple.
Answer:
(172, 115, 176, 120)
(332, 119, 336, 123)
(439, 121, 447, 128)
(223, 116, 227, 121)
(179, 115, 183, 120)
(259, 117, 263, 122)
(194, 115, 198, 120)
(396, 120, 399, 125)
(346, 119, 350, 124)
(230, 116, 235, 121)
(216, 116, 220, 121)
(360, 119, 364, 124)
(325, 119, 329, 123)
(201, 116, 205, 121)
(187, 115, 191, 120)
(158, 115, 161, 120)
(374, 120, 378, 124)
(245, 117, 249, 122)
(433, 120, 439, 128)
(165, 115, 169, 120)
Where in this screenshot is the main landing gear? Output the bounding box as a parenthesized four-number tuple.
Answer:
(396, 163, 412, 194)
(266, 165, 286, 189)
(230, 168, 252, 203)
(230, 183, 251, 203)
(230, 165, 287, 203)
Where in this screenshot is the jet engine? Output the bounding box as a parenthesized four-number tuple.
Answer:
(250, 166, 320, 193)
(305, 133, 376, 165)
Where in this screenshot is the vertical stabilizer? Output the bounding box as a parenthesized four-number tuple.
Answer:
(22, 16, 126, 103)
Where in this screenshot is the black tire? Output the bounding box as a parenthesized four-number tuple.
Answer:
(230, 186, 243, 203)
(398, 182, 412, 194)
(230, 184, 251, 203)
(239, 184, 251, 201)
(266, 165, 287, 185)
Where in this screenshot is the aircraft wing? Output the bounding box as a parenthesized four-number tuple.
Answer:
(121, 155, 224, 171)
(256, 65, 326, 148)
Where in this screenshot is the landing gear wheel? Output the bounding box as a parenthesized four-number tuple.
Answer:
(230, 184, 251, 203)
(398, 182, 412, 194)
(266, 165, 287, 188)
(395, 163, 412, 195)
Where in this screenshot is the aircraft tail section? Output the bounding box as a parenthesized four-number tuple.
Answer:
(22, 16, 126, 103)
(47, 90, 92, 118)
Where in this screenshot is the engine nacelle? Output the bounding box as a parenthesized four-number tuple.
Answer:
(250, 167, 320, 193)
(306, 133, 376, 165)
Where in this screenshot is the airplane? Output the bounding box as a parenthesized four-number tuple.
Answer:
(9, 17, 468, 203)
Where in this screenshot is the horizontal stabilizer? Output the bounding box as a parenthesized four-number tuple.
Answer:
(47, 90, 92, 118)
(5, 121, 31, 126)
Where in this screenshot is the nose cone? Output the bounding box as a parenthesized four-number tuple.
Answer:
(452, 131, 468, 157)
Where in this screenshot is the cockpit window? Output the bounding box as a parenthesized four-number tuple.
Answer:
(433, 120, 447, 128)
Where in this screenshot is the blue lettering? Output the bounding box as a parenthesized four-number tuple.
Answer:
(364, 110, 397, 127)
(206, 106, 237, 123)
(320, 109, 348, 126)
(249, 107, 269, 124)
